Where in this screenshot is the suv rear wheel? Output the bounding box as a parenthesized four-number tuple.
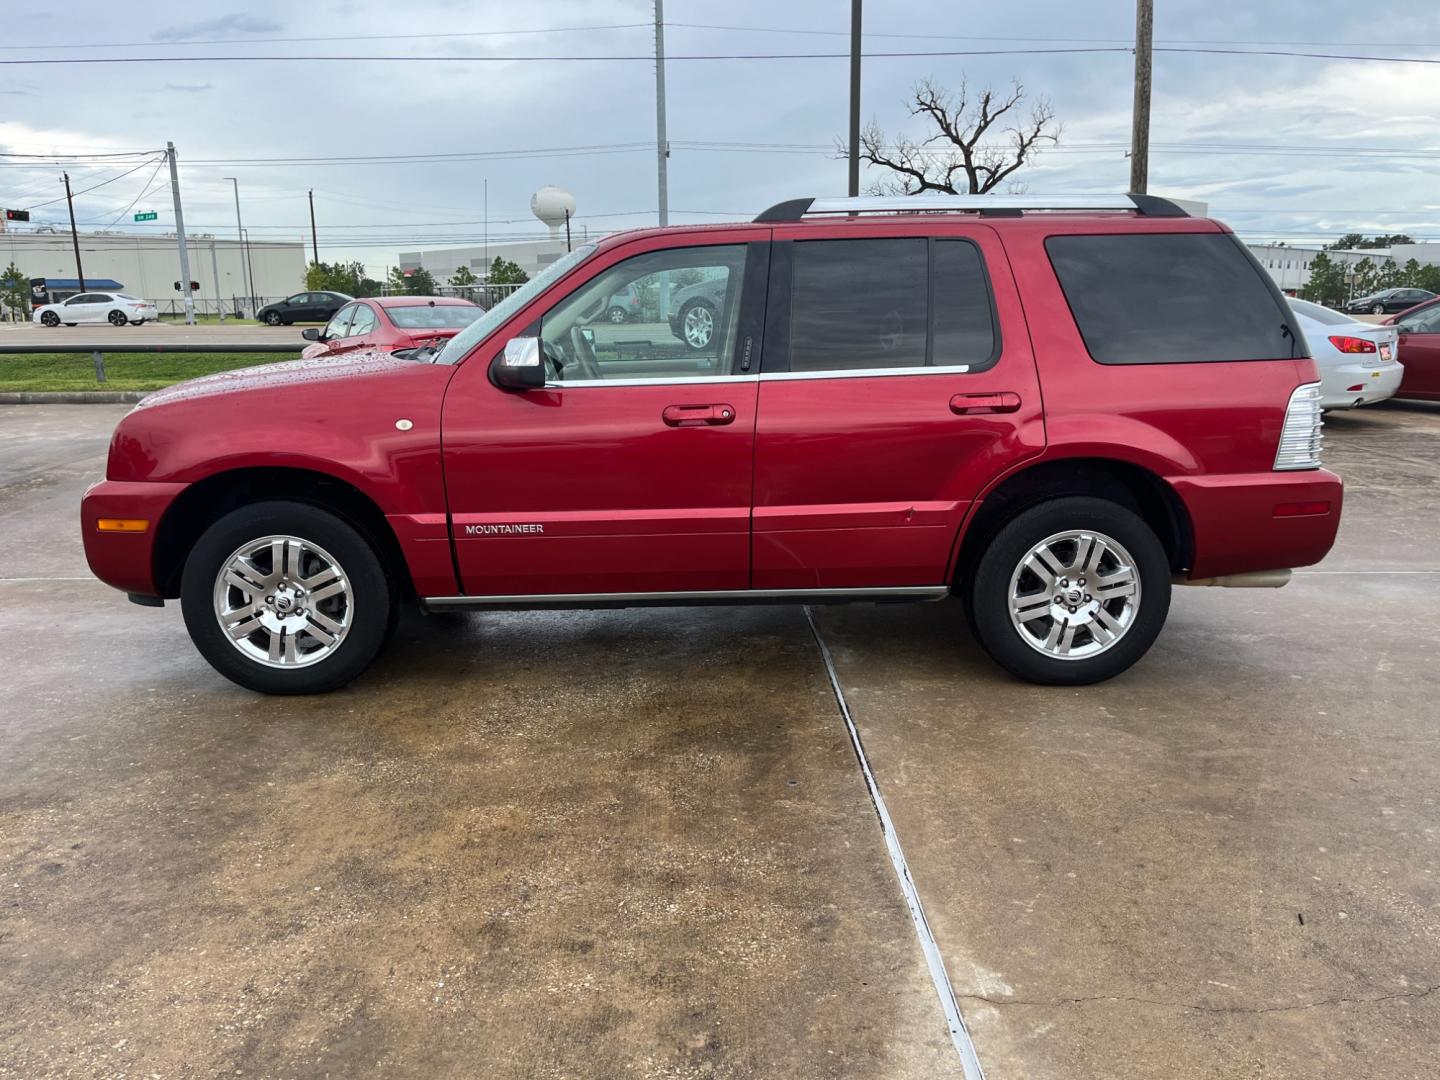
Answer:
(968, 497, 1171, 685)
(180, 500, 393, 694)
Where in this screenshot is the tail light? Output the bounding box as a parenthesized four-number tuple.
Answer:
(1274, 383, 1324, 471)
(1328, 335, 1377, 354)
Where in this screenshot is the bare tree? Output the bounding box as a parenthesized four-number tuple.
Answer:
(844, 78, 1061, 196)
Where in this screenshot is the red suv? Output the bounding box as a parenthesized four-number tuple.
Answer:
(81, 194, 1342, 694)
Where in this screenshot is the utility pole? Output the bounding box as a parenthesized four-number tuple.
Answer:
(654, 0, 668, 227)
(242, 228, 257, 314)
(225, 177, 254, 317)
(564, 210, 572, 253)
(308, 189, 319, 264)
(63, 171, 86, 291)
(848, 0, 862, 197)
(167, 142, 196, 325)
(209, 239, 225, 322)
(1129, 0, 1153, 195)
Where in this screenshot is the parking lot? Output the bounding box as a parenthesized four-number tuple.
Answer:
(2, 401, 1438, 1078)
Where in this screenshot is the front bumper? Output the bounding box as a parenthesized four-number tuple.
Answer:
(1170, 469, 1343, 579)
(80, 479, 187, 596)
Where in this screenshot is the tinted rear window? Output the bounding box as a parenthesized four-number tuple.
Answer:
(1046, 233, 1296, 364)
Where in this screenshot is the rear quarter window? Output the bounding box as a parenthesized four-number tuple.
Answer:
(1046, 233, 1298, 365)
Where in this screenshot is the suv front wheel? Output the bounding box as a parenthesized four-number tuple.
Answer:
(968, 497, 1171, 685)
(180, 500, 393, 694)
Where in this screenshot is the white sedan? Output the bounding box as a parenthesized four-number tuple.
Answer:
(33, 291, 158, 327)
(1288, 298, 1403, 409)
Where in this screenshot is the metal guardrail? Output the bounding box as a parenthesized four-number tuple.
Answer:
(0, 342, 300, 383)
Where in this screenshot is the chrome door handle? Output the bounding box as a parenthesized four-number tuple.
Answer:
(950, 392, 1021, 415)
(662, 403, 736, 427)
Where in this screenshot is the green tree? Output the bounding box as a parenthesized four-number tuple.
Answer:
(0, 262, 28, 321)
(1414, 263, 1440, 294)
(1299, 253, 1346, 307)
(1350, 257, 1380, 299)
(306, 259, 374, 295)
(1377, 260, 1403, 290)
(450, 265, 478, 288)
(1327, 233, 1413, 251)
(1400, 258, 1425, 288)
(387, 265, 437, 296)
(487, 256, 529, 285)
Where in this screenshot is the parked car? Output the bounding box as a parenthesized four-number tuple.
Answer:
(1343, 287, 1436, 316)
(1381, 297, 1440, 400)
(300, 296, 483, 359)
(667, 276, 730, 351)
(81, 193, 1341, 695)
(602, 283, 644, 323)
(256, 291, 351, 326)
(1288, 298, 1402, 408)
(33, 292, 158, 327)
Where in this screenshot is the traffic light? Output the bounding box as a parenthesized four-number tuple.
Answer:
(173, 280, 200, 291)
(4, 209, 29, 222)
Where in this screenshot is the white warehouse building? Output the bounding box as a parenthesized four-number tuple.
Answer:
(1246, 243, 1395, 293)
(0, 229, 307, 315)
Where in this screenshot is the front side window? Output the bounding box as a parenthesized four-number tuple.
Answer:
(323, 305, 356, 339)
(539, 245, 747, 382)
(1047, 233, 1297, 365)
(349, 305, 378, 335)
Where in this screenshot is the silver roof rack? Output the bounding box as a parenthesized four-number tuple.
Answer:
(754, 193, 1193, 223)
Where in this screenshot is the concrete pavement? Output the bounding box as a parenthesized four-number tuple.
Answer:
(2, 401, 1438, 1078)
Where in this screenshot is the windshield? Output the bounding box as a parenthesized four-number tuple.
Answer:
(434, 243, 598, 365)
(387, 304, 483, 330)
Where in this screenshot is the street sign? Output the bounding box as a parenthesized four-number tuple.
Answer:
(133, 211, 158, 222)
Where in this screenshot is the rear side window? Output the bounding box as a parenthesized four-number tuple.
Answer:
(787, 237, 999, 373)
(791, 239, 927, 371)
(1046, 233, 1296, 364)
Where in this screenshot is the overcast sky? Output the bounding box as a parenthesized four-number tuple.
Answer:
(3, 0, 1439, 275)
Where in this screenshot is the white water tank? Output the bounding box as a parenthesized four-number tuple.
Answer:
(531, 186, 576, 238)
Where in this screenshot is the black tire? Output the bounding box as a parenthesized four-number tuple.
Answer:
(40, 311, 59, 327)
(180, 500, 393, 694)
(264, 311, 282, 326)
(606, 306, 628, 324)
(1372, 304, 1385, 315)
(967, 496, 1171, 686)
(677, 299, 717, 352)
(108, 309, 127, 326)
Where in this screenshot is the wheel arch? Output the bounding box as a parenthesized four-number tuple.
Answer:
(952, 456, 1194, 587)
(151, 466, 413, 600)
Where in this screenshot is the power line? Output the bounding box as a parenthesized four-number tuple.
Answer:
(0, 23, 650, 51)
(20, 157, 163, 209)
(93, 158, 167, 228)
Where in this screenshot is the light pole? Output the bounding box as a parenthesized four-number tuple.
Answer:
(224, 177, 255, 317)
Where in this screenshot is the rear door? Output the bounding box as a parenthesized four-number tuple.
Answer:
(752, 225, 1043, 588)
(440, 233, 770, 597)
(1395, 304, 1440, 399)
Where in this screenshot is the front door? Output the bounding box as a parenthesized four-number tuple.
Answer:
(440, 234, 769, 597)
(751, 228, 1044, 588)
(1396, 304, 1440, 400)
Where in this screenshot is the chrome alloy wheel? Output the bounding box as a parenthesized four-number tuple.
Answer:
(212, 534, 352, 668)
(1007, 529, 1141, 660)
(682, 303, 714, 349)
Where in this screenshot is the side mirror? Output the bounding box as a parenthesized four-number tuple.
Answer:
(301, 327, 322, 341)
(490, 337, 547, 390)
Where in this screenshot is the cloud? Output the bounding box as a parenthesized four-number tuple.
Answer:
(151, 14, 282, 42)
(162, 83, 213, 93)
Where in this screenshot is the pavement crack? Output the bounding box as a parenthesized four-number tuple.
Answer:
(957, 983, 1440, 1015)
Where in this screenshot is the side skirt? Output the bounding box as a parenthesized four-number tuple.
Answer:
(420, 585, 951, 612)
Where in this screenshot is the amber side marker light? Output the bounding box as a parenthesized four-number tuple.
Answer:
(96, 518, 150, 533)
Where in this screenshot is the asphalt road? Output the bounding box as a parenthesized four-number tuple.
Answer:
(2, 401, 1438, 1078)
